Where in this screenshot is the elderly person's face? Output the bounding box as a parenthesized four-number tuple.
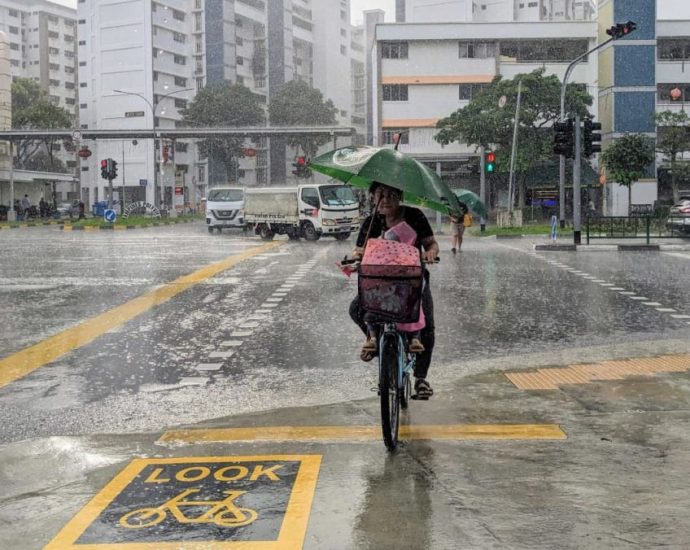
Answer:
(373, 184, 402, 215)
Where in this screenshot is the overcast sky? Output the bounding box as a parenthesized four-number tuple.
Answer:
(53, 0, 396, 24)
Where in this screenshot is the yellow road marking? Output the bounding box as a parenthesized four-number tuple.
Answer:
(46, 455, 321, 550)
(159, 424, 567, 444)
(0, 242, 281, 389)
(506, 353, 690, 390)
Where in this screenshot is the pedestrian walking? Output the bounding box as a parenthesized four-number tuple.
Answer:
(78, 200, 85, 220)
(21, 194, 31, 210)
(450, 204, 469, 254)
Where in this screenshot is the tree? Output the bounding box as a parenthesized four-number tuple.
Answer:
(11, 77, 73, 171)
(435, 69, 593, 208)
(268, 80, 337, 159)
(601, 133, 655, 213)
(654, 110, 690, 203)
(181, 83, 264, 181)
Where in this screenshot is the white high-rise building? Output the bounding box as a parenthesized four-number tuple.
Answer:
(77, 0, 366, 209)
(395, 0, 595, 23)
(0, 0, 79, 116)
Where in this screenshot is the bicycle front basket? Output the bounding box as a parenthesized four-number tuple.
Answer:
(358, 239, 423, 323)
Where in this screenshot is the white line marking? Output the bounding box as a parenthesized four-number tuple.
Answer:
(629, 296, 649, 301)
(260, 303, 280, 308)
(670, 314, 690, 319)
(231, 330, 254, 337)
(643, 302, 662, 306)
(196, 362, 224, 371)
(240, 321, 261, 329)
(656, 308, 677, 313)
(619, 291, 636, 295)
(266, 297, 283, 302)
(220, 340, 243, 347)
(209, 351, 235, 359)
(255, 309, 273, 314)
(272, 292, 288, 297)
(179, 377, 211, 386)
(592, 280, 606, 283)
(608, 287, 625, 291)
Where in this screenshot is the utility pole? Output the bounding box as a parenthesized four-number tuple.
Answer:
(573, 116, 582, 245)
(508, 80, 522, 214)
(479, 145, 486, 232)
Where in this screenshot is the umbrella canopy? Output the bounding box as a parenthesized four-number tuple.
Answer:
(453, 188, 488, 218)
(310, 146, 463, 216)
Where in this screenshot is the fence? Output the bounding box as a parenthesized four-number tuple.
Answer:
(585, 215, 688, 244)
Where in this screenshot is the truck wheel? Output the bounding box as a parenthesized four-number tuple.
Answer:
(287, 230, 300, 241)
(259, 225, 275, 241)
(334, 232, 351, 241)
(303, 222, 320, 241)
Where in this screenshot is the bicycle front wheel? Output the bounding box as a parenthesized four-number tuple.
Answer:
(379, 335, 401, 451)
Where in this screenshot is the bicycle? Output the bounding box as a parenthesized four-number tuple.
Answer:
(342, 254, 437, 451)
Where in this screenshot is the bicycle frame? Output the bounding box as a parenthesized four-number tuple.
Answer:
(378, 322, 416, 390)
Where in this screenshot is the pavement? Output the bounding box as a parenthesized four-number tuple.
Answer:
(1, 226, 690, 549)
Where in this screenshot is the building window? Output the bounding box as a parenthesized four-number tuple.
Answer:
(382, 84, 408, 101)
(48, 15, 59, 24)
(8, 9, 18, 16)
(48, 31, 59, 39)
(49, 63, 60, 71)
(65, 98, 75, 105)
(173, 55, 186, 65)
(382, 129, 409, 145)
(658, 39, 690, 60)
(80, 103, 87, 109)
(196, 77, 204, 91)
(340, 29, 347, 37)
(9, 43, 19, 51)
(78, 40, 86, 45)
(173, 32, 186, 43)
(459, 41, 496, 59)
(381, 41, 408, 59)
(340, 10, 347, 20)
(78, 19, 86, 24)
(657, 83, 690, 103)
(499, 40, 588, 62)
(65, 51, 75, 58)
(236, 36, 243, 46)
(79, 61, 86, 66)
(340, 45, 347, 55)
(65, 35, 74, 42)
(174, 98, 187, 108)
(8, 26, 19, 35)
(236, 56, 244, 65)
(459, 83, 488, 101)
(173, 9, 185, 21)
(80, 82, 87, 88)
(65, 81, 75, 89)
(10, 60, 19, 67)
(174, 76, 187, 87)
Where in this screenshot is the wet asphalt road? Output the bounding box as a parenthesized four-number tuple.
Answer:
(2, 225, 690, 549)
(0, 225, 690, 442)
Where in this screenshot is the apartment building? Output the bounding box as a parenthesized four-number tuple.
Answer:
(77, 0, 365, 208)
(0, 0, 79, 115)
(372, 20, 598, 189)
(395, 0, 596, 23)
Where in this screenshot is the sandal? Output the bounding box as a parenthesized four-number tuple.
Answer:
(412, 378, 433, 400)
(362, 336, 377, 352)
(360, 349, 377, 362)
(409, 338, 425, 354)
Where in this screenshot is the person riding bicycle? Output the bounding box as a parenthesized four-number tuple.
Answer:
(349, 181, 439, 399)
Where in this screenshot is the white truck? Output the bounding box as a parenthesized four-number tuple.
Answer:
(205, 186, 245, 233)
(244, 183, 360, 241)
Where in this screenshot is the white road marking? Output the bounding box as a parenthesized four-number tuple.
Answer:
(208, 351, 235, 359)
(196, 362, 224, 371)
(240, 321, 261, 329)
(608, 287, 625, 291)
(656, 308, 677, 313)
(254, 268, 268, 274)
(260, 303, 279, 308)
(255, 309, 273, 314)
(220, 340, 243, 347)
(599, 283, 615, 287)
(629, 296, 650, 301)
(643, 302, 662, 306)
(231, 330, 254, 337)
(619, 291, 636, 295)
(266, 297, 283, 302)
(670, 314, 690, 319)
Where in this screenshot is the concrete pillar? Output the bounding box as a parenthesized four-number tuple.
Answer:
(0, 31, 14, 220)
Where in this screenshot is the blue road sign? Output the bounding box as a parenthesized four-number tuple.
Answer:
(104, 209, 117, 223)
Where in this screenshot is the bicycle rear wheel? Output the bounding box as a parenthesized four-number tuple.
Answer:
(379, 335, 401, 451)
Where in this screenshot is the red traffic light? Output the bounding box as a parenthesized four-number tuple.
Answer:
(486, 152, 495, 163)
(101, 159, 108, 168)
(297, 156, 306, 166)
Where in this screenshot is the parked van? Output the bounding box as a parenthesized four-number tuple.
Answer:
(205, 186, 245, 233)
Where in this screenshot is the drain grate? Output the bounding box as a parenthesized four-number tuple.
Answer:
(505, 354, 690, 390)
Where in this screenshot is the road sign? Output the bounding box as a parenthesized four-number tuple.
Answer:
(139, 179, 148, 187)
(498, 95, 507, 108)
(104, 209, 117, 223)
(72, 130, 82, 141)
(78, 147, 92, 159)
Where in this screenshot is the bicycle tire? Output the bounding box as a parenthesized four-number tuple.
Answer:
(400, 370, 411, 410)
(379, 335, 400, 451)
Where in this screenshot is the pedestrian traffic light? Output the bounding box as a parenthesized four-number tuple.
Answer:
(553, 119, 574, 158)
(485, 150, 496, 174)
(100, 159, 109, 180)
(109, 159, 118, 180)
(292, 156, 311, 178)
(583, 119, 602, 157)
(606, 20, 637, 40)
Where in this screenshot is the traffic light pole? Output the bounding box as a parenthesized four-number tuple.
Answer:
(573, 115, 582, 245)
(479, 146, 486, 232)
(559, 36, 615, 229)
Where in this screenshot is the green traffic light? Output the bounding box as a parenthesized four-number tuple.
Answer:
(486, 163, 495, 173)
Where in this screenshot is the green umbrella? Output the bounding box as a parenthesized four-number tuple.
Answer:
(310, 146, 463, 215)
(453, 188, 488, 219)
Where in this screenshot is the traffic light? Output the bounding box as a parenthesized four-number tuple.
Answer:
(100, 159, 108, 180)
(606, 20, 637, 39)
(484, 150, 496, 174)
(109, 159, 118, 180)
(292, 156, 311, 178)
(553, 119, 574, 158)
(583, 119, 602, 157)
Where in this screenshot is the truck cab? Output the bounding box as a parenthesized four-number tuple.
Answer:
(205, 186, 245, 233)
(298, 184, 360, 240)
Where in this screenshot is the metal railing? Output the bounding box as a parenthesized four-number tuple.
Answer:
(585, 215, 689, 244)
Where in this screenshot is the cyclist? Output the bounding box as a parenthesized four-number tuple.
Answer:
(349, 182, 439, 399)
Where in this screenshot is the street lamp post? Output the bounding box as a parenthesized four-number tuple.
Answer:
(113, 88, 192, 211)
